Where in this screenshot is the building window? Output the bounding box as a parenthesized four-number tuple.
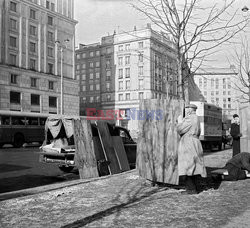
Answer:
(82, 74, 86, 80)
(48, 16, 53, 25)
(96, 96, 100, 102)
(119, 81, 123, 90)
(118, 69, 123, 79)
(106, 70, 111, 80)
(31, 94, 40, 106)
(82, 97, 87, 103)
(106, 47, 111, 54)
(30, 25, 36, 36)
(126, 80, 130, 90)
(118, 94, 123, 101)
(89, 62, 94, 68)
(96, 84, 100, 90)
(89, 73, 94, 80)
(96, 50, 100, 56)
(228, 98, 231, 102)
(31, 77, 37, 87)
(106, 82, 110, 91)
(76, 54, 80, 59)
(11, 74, 18, 84)
(30, 59, 36, 70)
(89, 51, 94, 57)
(125, 44, 130, 50)
(49, 81, 54, 90)
(48, 63, 53, 74)
(30, 42, 36, 53)
(30, 9, 36, 19)
(106, 59, 111, 68)
(228, 91, 231, 95)
(223, 91, 226, 95)
(139, 54, 143, 62)
(216, 91, 219, 95)
(125, 56, 130, 65)
(107, 94, 111, 101)
(139, 92, 144, 99)
(139, 79, 143, 89)
(118, 57, 123, 66)
(204, 91, 207, 96)
(46, 1, 50, 9)
(49, 96, 57, 108)
(81, 63, 86, 69)
(10, 91, 20, 104)
(51, 3, 55, 11)
(10, 36, 17, 48)
(89, 97, 94, 103)
(118, 45, 123, 51)
(125, 68, 130, 78)
(48, 47, 53, 57)
(138, 41, 143, 49)
(81, 85, 86, 91)
(90, 84, 94, 91)
(10, 2, 17, 12)
(96, 72, 100, 79)
(76, 64, 80, 70)
(199, 78, 202, 87)
(48, 32, 54, 42)
(126, 93, 130, 100)
(9, 54, 17, 66)
(10, 18, 17, 30)
(82, 53, 86, 58)
(96, 61, 100, 67)
(139, 66, 143, 76)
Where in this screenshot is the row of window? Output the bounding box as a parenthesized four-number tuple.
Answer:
(203, 91, 231, 96)
(9, 53, 54, 74)
(76, 61, 100, 69)
(9, 36, 54, 57)
(10, 1, 54, 25)
(10, 74, 55, 90)
(76, 50, 101, 59)
(82, 84, 100, 91)
(118, 42, 144, 51)
(10, 91, 57, 108)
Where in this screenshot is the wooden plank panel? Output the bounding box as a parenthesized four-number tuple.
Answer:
(73, 119, 99, 179)
(92, 136, 109, 176)
(136, 99, 184, 185)
(112, 136, 130, 171)
(96, 121, 121, 174)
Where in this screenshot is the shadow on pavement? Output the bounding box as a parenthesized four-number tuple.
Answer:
(0, 164, 31, 173)
(0, 174, 66, 194)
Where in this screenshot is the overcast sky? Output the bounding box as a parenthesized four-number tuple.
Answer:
(74, 0, 250, 68)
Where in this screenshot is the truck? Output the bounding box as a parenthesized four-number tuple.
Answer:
(190, 101, 223, 151)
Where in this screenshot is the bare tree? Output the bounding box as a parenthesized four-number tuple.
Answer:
(231, 37, 250, 103)
(132, 0, 249, 101)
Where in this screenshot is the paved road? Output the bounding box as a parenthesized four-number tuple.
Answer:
(0, 146, 79, 194)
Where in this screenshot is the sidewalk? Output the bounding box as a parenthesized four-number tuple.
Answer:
(1, 149, 250, 228)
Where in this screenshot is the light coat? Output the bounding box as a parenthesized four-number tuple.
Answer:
(177, 112, 207, 177)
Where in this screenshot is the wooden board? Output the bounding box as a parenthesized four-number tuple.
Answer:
(96, 121, 121, 174)
(240, 105, 250, 153)
(112, 136, 130, 171)
(137, 99, 184, 185)
(73, 119, 99, 179)
(92, 136, 109, 176)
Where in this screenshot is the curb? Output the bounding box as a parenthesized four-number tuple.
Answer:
(0, 169, 137, 201)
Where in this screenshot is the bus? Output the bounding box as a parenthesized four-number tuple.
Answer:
(0, 110, 49, 148)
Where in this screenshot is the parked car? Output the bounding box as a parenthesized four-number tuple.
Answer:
(39, 115, 137, 173)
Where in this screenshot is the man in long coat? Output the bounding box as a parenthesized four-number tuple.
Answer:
(177, 103, 207, 194)
(230, 114, 242, 157)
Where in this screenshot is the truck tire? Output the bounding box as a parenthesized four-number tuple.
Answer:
(13, 133, 25, 148)
(58, 165, 74, 173)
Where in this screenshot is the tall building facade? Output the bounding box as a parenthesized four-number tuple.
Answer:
(194, 68, 239, 120)
(76, 26, 178, 137)
(0, 0, 79, 115)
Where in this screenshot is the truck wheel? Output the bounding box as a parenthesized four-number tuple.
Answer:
(13, 133, 25, 148)
(58, 165, 74, 173)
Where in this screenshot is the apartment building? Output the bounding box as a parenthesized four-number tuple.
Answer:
(194, 68, 240, 120)
(76, 25, 178, 137)
(0, 0, 79, 115)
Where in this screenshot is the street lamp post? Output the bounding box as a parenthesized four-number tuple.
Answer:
(55, 39, 69, 115)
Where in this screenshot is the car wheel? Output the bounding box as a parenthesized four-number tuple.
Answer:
(58, 165, 74, 173)
(13, 133, 25, 148)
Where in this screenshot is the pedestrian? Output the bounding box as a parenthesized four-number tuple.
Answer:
(177, 103, 207, 194)
(230, 114, 242, 157)
(221, 152, 250, 181)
